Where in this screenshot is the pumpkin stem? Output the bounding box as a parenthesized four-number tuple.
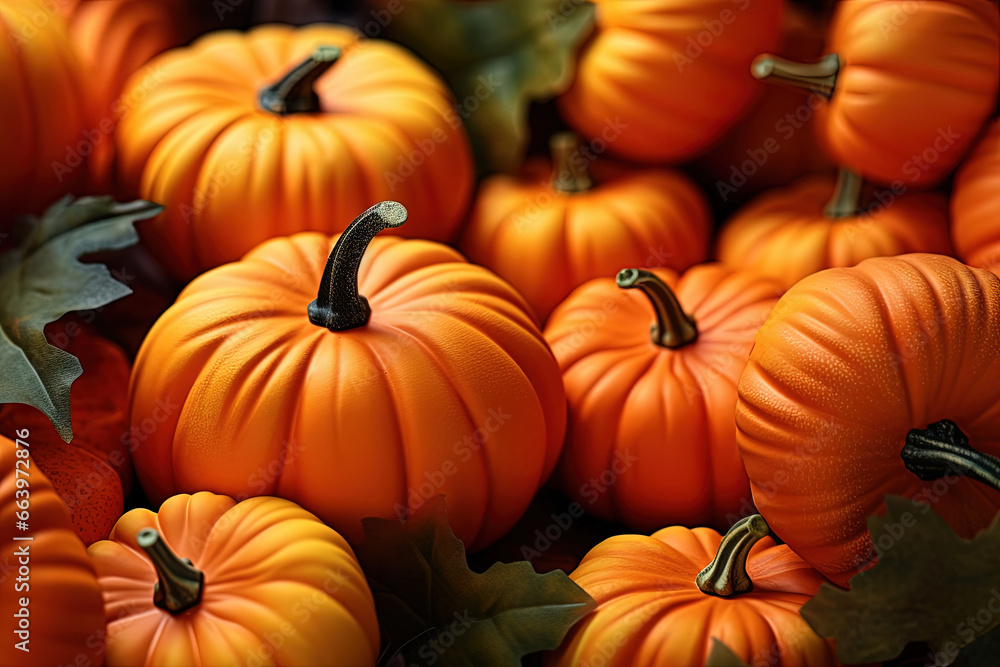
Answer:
(550, 132, 592, 193)
(696, 514, 771, 597)
(751, 53, 840, 99)
(137, 528, 204, 614)
(822, 167, 863, 218)
(901, 420, 1000, 492)
(308, 201, 408, 331)
(259, 46, 341, 114)
(616, 268, 698, 348)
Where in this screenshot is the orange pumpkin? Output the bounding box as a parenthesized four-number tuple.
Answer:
(543, 265, 781, 530)
(716, 167, 952, 289)
(129, 202, 566, 551)
(753, 0, 999, 186)
(558, 0, 783, 163)
(952, 118, 1000, 274)
(1, 434, 106, 667)
(737, 254, 1000, 588)
(115, 24, 475, 279)
(461, 132, 711, 322)
(88, 491, 379, 667)
(0, 0, 88, 218)
(548, 515, 840, 666)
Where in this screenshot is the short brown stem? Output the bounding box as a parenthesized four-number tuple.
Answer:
(550, 132, 592, 193)
(822, 167, 863, 218)
(696, 514, 770, 597)
(902, 420, 1000, 493)
(259, 46, 341, 115)
(751, 53, 840, 99)
(137, 528, 203, 614)
(616, 269, 697, 348)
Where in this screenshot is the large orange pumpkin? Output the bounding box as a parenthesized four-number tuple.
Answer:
(461, 132, 711, 322)
(558, 0, 783, 163)
(548, 515, 840, 666)
(89, 491, 379, 667)
(0, 0, 88, 218)
(737, 254, 1000, 588)
(753, 0, 999, 186)
(1, 434, 106, 667)
(952, 118, 1000, 274)
(543, 265, 781, 530)
(115, 24, 474, 279)
(129, 202, 566, 551)
(716, 167, 953, 289)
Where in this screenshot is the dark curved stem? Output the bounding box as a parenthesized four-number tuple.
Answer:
(902, 420, 1000, 492)
(616, 269, 698, 348)
(308, 201, 408, 331)
(823, 167, 863, 218)
(550, 132, 592, 193)
(259, 46, 341, 114)
(751, 53, 840, 99)
(137, 528, 203, 614)
(696, 514, 771, 598)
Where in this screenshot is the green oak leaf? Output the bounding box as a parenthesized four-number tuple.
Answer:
(367, 0, 595, 173)
(706, 639, 751, 667)
(0, 196, 162, 442)
(356, 495, 597, 666)
(800, 494, 1000, 664)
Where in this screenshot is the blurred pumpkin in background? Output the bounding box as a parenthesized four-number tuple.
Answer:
(544, 264, 781, 531)
(558, 0, 784, 163)
(952, 118, 1000, 274)
(753, 0, 1000, 186)
(462, 132, 710, 323)
(716, 167, 952, 289)
(115, 24, 475, 279)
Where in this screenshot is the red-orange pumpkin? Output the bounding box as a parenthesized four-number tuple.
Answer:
(952, 118, 1000, 274)
(544, 264, 781, 530)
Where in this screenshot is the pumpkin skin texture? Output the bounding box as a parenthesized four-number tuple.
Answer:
(736, 254, 1000, 588)
(547, 521, 839, 667)
(952, 118, 1000, 274)
(461, 136, 711, 323)
(558, 0, 783, 163)
(1, 435, 106, 667)
(543, 265, 781, 531)
(115, 24, 474, 279)
(88, 491, 380, 667)
(128, 220, 566, 551)
(716, 170, 953, 289)
(0, 0, 88, 218)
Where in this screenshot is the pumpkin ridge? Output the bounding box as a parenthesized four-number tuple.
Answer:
(0, 5, 39, 193)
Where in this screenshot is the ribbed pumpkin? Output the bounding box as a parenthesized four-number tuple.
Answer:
(737, 254, 1000, 588)
(544, 265, 781, 530)
(1, 434, 106, 667)
(558, 0, 783, 163)
(0, 0, 88, 218)
(548, 515, 840, 667)
(462, 132, 711, 322)
(753, 0, 999, 186)
(89, 491, 379, 667)
(952, 118, 1000, 274)
(129, 202, 566, 551)
(115, 24, 474, 279)
(716, 168, 952, 289)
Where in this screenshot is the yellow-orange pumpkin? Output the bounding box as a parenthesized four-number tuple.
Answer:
(952, 118, 1000, 273)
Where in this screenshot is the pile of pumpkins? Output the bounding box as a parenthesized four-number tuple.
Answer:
(2, 0, 999, 665)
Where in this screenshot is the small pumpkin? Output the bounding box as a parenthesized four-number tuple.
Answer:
(753, 0, 999, 186)
(547, 515, 840, 666)
(115, 24, 475, 279)
(737, 254, 1000, 588)
(1, 434, 106, 667)
(0, 0, 89, 218)
(129, 202, 566, 551)
(88, 490, 379, 667)
(952, 118, 1000, 274)
(558, 0, 783, 163)
(716, 167, 952, 289)
(543, 265, 781, 530)
(461, 132, 711, 322)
